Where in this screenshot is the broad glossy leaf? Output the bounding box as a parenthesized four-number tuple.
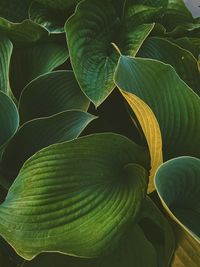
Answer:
(139, 197, 175, 267)
(0, 36, 12, 94)
(119, 90, 163, 192)
(114, 56, 200, 160)
(29, 1, 67, 33)
(0, 92, 19, 153)
(10, 42, 68, 99)
(19, 71, 90, 123)
(0, 0, 32, 22)
(0, 134, 148, 260)
(0, 111, 96, 186)
(66, 0, 155, 106)
(23, 224, 157, 267)
(130, 0, 168, 7)
(155, 157, 200, 243)
(138, 37, 200, 95)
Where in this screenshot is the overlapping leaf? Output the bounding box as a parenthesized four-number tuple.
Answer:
(0, 36, 12, 94)
(66, 0, 156, 106)
(0, 111, 95, 186)
(0, 133, 148, 260)
(114, 55, 200, 160)
(0, 92, 19, 155)
(10, 40, 68, 99)
(138, 37, 200, 95)
(0, 0, 32, 22)
(19, 71, 90, 123)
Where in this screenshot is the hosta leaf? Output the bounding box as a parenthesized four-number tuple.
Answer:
(66, 0, 155, 106)
(0, 19, 47, 45)
(19, 71, 90, 123)
(23, 224, 157, 267)
(0, 133, 148, 260)
(174, 37, 200, 59)
(119, 90, 163, 192)
(0, 36, 13, 94)
(10, 41, 68, 99)
(0, 92, 19, 154)
(168, 22, 200, 36)
(0, 111, 96, 186)
(155, 156, 200, 243)
(29, 1, 67, 33)
(35, 0, 80, 10)
(138, 37, 200, 95)
(161, 0, 193, 31)
(114, 56, 200, 160)
(171, 223, 200, 267)
(0, 0, 32, 22)
(139, 197, 175, 267)
(131, 0, 168, 7)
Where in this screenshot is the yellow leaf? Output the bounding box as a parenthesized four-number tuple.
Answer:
(120, 89, 163, 192)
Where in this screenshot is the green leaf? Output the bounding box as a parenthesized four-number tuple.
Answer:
(160, 0, 193, 31)
(19, 71, 90, 124)
(167, 22, 200, 36)
(114, 55, 200, 160)
(130, 0, 168, 7)
(0, 110, 96, 186)
(35, 0, 80, 10)
(0, 19, 47, 45)
(138, 37, 200, 95)
(65, 0, 154, 106)
(173, 37, 200, 59)
(29, 1, 68, 33)
(155, 156, 200, 243)
(139, 197, 175, 267)
(0, 36, 13, 94)
(0, 92, 19, 154)
(0, 133, 148, 260)
(0, 0, 32, 22)
(10, 41, 68, 99)
(22, 224, 157, 267)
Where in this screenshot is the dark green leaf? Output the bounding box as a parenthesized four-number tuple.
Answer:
(0, 111, 96, 186)
(10, 42, 68, 99)
(0, 0, 32, 22)
(138, 37, 200, 95)
(19, 71, 90, 123)
(0, 92, 19, 154)
(0, 36, 13, 94)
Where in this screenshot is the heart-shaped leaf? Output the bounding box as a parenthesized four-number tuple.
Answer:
(19, 71, 90, 124)
(0, 133, 148, 260)
(10, 41, 68, 99)
(0, 36, 13, 94)
(66, 0, 155, 106)
(138, 37, 200, 95)
(0, 110, 96, 186)
(114, 55, 200, 160)
(0, 92, 19, 155)
(155, 156, 200, 243)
